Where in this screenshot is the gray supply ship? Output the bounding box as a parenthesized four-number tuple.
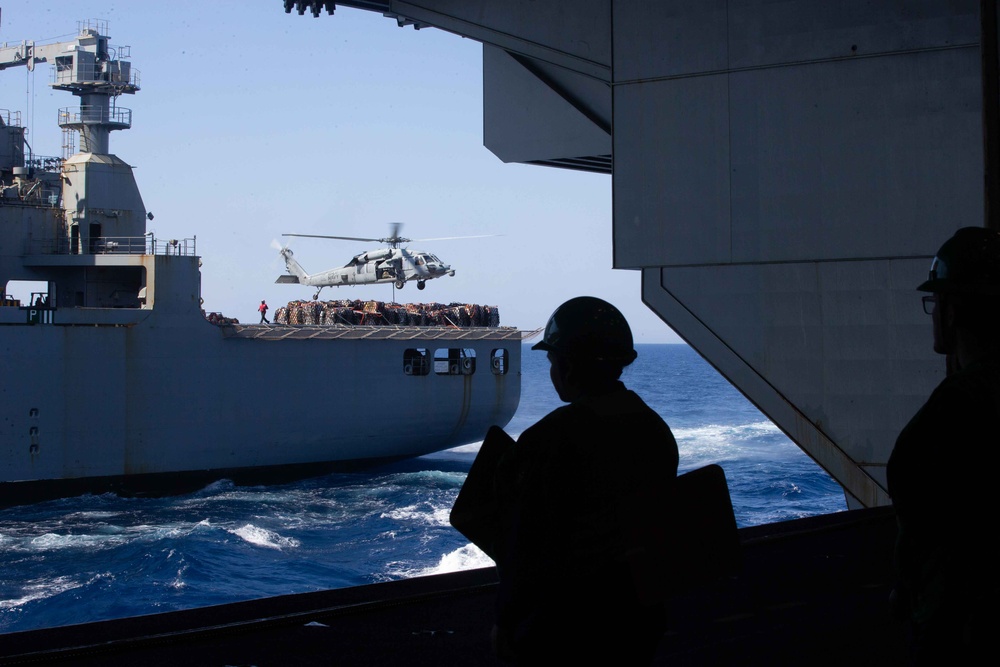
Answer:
(0, 21, 522, 508)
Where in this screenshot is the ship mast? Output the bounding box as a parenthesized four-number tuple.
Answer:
(51, 20, 139, 155)
(0, 20, 148, 264)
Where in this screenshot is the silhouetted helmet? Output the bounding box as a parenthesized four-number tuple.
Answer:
(918, 227, 1000, 294)
(532, 296, 637, 364)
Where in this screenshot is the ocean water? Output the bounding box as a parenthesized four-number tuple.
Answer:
(0, 344, 845, 635)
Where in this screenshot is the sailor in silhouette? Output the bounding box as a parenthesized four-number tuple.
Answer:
(887, 227, 1000, 664)
(490, 297, 679, 665)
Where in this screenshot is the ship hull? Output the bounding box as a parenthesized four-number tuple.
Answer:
(1, 310, 522, 507)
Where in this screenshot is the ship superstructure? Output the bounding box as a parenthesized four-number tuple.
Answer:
(1, 19, 147, 310)
(0, 21, 522, 507)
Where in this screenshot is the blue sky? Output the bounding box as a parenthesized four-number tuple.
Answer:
(1, 1, 683, 343)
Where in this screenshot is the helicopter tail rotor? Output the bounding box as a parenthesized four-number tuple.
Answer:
(269, 238, 289, 269)
(272, 238, 310, 283)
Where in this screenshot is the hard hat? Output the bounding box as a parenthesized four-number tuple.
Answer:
(532, 296, 637, 363)
(918, 227, 1000, 294)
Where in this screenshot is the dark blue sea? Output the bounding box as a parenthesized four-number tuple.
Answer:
(0, 344, 845, 634)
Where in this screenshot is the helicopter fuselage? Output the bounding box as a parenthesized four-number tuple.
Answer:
(276, 246, 454, 296)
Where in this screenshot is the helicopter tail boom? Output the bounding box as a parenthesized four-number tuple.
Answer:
(277, 247, 310, 283)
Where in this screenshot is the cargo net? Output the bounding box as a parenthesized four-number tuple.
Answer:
(273, 300, 501, 327)
(205, 312, 240, 326)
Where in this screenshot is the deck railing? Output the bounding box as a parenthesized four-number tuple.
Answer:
(23, 155, 65, 174)
(26, 235, 197, 257)
(58, 106, 132, 129)
(0, 109, 22, 126)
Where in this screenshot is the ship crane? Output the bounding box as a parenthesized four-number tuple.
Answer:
(0, 20, 139, 155)
(0, 20, 148, 265)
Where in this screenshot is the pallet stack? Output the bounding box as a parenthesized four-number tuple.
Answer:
(273, 299, 501, 327)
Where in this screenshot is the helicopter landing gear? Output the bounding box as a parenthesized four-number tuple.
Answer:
(394, 279, 405, 290)
(312, 292, 320, 300)
(417, 281, 426, 291)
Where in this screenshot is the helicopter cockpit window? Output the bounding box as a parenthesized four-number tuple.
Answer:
(415, 256, 425, 266)
(490, 349, 508, 375)
(434, 348, 476, 375)
(403, 348, 430, 376)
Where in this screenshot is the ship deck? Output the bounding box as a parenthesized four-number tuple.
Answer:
(0, 507, 906, 666)
(222, 324, 535, 341)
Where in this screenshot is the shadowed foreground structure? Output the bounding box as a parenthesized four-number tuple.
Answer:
(280, 0, 1000, 515)
(0, 508, 903, 666)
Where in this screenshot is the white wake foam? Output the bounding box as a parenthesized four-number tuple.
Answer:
(0, 576, 84, 610)
(229, 524, 300, 550)
(380, 504, 452, 527)
(386, 543, 495, 580)
(430, 543, 495, 574)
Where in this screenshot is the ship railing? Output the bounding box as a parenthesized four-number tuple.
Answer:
(26, 236, 197, 257)
(0, 155, 64, 182)
(0, 109, 22, 127)
(1, 185, 61, 208)
(0, 159, 62, 207)
(149, 237, 196, 256)
(52, 68, 141, 89)
(58, 106, 132, 129)
(222, 323, 533, 341)
(78, 18, 111, 38)
(50, 25, 140, 91)
(22, 155, 64, 175)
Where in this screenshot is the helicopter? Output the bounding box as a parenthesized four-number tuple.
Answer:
(274, 224, 491, 300)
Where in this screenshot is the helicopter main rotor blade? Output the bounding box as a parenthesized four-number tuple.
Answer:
(283, 233, 383, 243)
(410, 234, 501, 242)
